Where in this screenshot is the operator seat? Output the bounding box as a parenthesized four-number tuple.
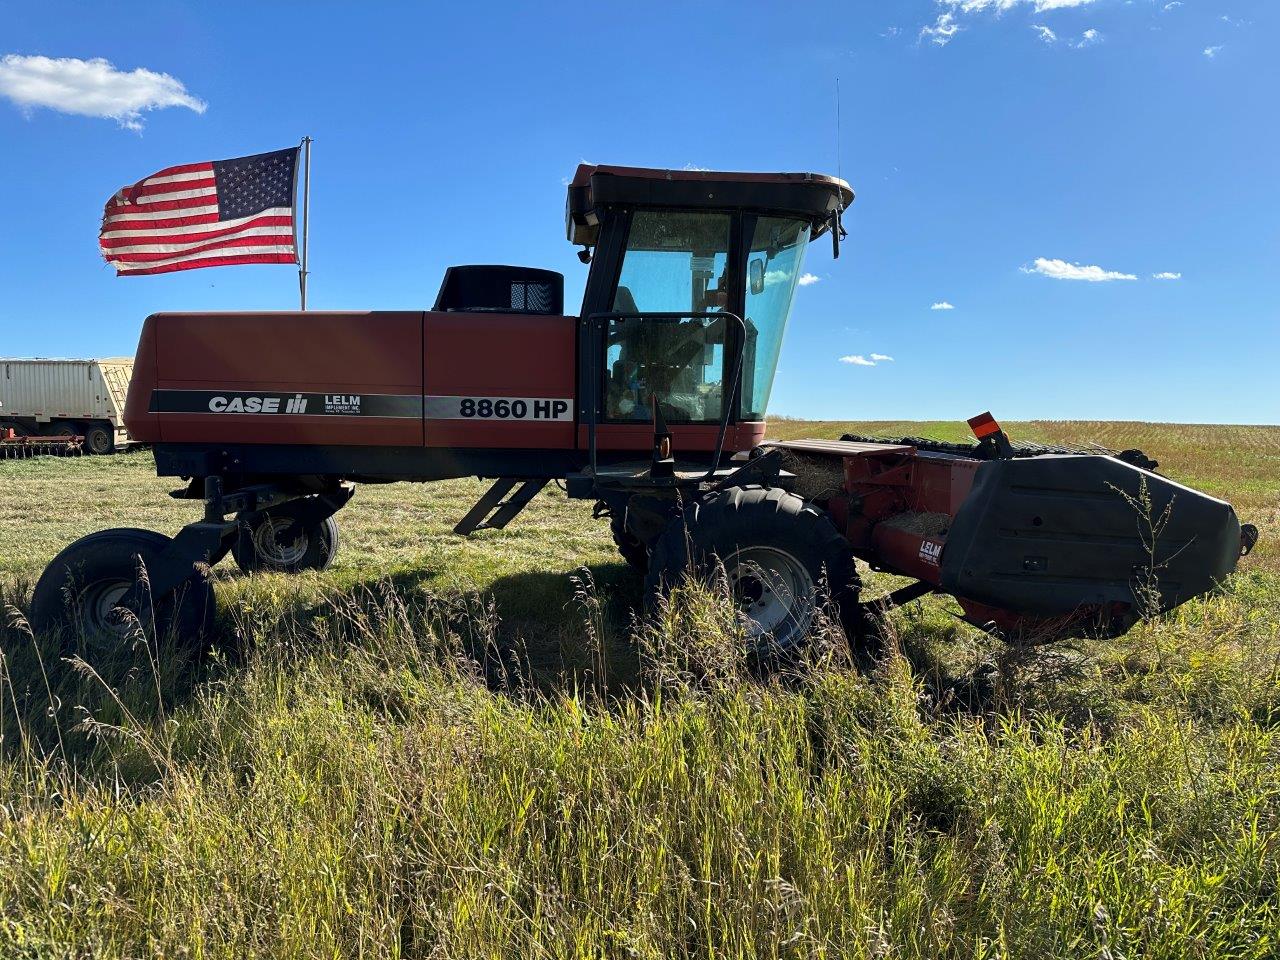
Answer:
(613, 285, 639, 316)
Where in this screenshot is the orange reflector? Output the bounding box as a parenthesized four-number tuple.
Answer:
(968, 412, 1001, 439)
(659, 437, 671, 460)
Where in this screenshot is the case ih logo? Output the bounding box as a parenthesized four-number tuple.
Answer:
(208, 394, 308, 414)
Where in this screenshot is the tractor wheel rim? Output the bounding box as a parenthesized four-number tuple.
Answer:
(84, 580, 136, 638)
(725, 546, 815, 643)
(88, 432, 110, 454)
(253, 517, 308, 567)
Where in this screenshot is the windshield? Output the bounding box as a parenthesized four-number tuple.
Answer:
(741, 217, 810, 420)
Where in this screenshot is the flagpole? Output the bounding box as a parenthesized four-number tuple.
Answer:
(298, 136, 311, 310)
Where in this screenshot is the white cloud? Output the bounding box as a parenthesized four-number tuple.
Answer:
(1203, 45, 1224, 58)
(939, 0, 1096, 13)
(1022, 257, 1138, 282)
(925, 0, 1099, 47)
(937, 0, 1092, 10)
(1163, 1, 1182, 9)
(1073, 28, 1102, 47)
(1152, 271, 1182, 280)
(1031, 24, 1057, 42)
(931, 301, 956, 310)
(921, 12, 960, 45)
(840, 352, 894, 366)
(797, 273, 821, 286)
(681, 163, 710, 171)
(0, 54, 205, 130)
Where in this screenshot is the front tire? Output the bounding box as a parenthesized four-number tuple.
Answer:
(645, 486, 862, 655)
(29, 528, 216, 647)
(232, 506, 339, 574)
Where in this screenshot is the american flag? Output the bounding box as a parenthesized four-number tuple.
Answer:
(99, 147, 299, 276)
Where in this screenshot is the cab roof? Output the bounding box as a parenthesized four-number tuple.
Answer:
(566, 163, 854, 247)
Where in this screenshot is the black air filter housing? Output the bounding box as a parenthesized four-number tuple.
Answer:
(433, 265, 564, 315)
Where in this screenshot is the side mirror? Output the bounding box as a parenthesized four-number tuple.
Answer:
(748, 258, 766, 296)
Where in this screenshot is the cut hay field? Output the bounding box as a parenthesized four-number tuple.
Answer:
(0, 420, 1277, 958)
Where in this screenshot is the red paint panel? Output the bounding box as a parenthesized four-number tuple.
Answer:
(155, 414, 416, 447)
(155, 312, 422, 383)
(150, 311, 423, 446)
(424, 312, 576, 449)
(907, 456, 979, 515)
(581, 421, 766, 455)
(123, 317, 160, 442)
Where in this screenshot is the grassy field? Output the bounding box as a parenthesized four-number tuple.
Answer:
(0, 420, 1277, 958)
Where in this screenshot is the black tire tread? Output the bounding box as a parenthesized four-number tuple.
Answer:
(30, 527, 215, 643)
(232, 509, 340, 574)
(82, 423, 114, 455)
(645, 486, 863, 650)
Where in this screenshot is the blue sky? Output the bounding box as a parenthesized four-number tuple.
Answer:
(0, 0, 1274, 424)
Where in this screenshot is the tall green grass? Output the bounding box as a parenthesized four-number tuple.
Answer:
(2, 569, 1277, 958)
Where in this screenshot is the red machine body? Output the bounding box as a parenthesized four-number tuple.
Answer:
(125, 312, 765, 455)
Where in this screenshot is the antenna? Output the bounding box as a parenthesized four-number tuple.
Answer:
(835, 77, 843, 183)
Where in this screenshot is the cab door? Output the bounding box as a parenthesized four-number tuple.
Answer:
(575, 208, 762, 454)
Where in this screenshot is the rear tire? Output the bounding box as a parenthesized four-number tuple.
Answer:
(29, 528, 215, 648)
(82, 423, 114, 455)
(645, 486, 863, 656)
(232, 505, 339, 574)
(42, 422, 77, 439)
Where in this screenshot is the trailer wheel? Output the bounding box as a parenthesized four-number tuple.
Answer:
(610, 513, 650, 572)
(29, 528, 215, 647)
(82, 423, 114, 455)
(646, 486, 862, 655)
(232, 508, 339, 574)
(42, 422, 77, 439)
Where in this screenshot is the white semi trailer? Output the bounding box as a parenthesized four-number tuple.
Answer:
(0, 358, 133, 454)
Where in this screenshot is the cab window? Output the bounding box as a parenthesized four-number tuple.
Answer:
(741, 217, 810, 420)
(605, 211, 731, 423)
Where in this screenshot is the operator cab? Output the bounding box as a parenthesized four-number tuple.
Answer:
(567, 164, 852, 439)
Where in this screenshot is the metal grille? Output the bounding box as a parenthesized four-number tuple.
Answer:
(511, 281, 554, 313)
(434, 266, 564, 315)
